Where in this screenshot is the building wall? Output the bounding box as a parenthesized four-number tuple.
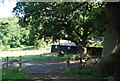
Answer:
(51, 45, 79, 54)
(51, 45, 103, 57)
(87, 47, 103, 57)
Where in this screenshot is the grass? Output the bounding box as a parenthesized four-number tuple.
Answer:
(0, 56, 20, 62)
(1, 51, 115, 81)
(0, 45, 50, 51)
(66, 69, 95, 79)
(66, 69, 115, 81)
(0, 53, 77, 62)
(2, 68, 29, 80)
(0, 52, 76, 80)
(94, 76, 115, 81)
(26, 56, 66, 61)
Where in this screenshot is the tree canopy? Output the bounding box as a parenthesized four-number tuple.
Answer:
(13, 2, 105, 48)
(0, 17, 30, 48)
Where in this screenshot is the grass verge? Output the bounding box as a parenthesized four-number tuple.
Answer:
(2, 68, 29, 80)
(0, 53, 72, 62)
(66, 69, 95, 79)
(66, 69, 115, 81)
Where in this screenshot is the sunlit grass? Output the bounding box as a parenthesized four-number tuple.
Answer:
(0, 53, 71, 62)
(0, 52, 80, 62)
(0, 45, 51, 58)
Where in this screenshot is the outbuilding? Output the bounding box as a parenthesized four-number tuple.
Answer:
(51, 40, 103, 56)
(51, 40, 79, 54)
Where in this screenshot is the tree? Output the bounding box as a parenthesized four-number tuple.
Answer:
(13, 2, 105, 66)
(0, 17, 30, 48)
(0, 17, 20, 47)
(100, 2, 120, 80)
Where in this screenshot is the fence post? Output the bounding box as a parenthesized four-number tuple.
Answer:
(6, 56, 8, 73)
(66, 56, 70, 71)
(19, 55, 22, 71)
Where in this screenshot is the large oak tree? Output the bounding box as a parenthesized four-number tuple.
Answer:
(100, 2, 120, 80)
(13, 2, 104, 66)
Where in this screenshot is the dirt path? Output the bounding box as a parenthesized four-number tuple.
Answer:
(20, 61, 96, 81)
(26, 73, 95, 81)
(27, 73, 95, 80)
(1, 56, 99, 81)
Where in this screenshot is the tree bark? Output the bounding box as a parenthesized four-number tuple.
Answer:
(101, 2, 120, 59)
(100, 2, 120, 78)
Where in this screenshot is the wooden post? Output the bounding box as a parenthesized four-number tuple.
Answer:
(6, 56, 8, 73)
(40, 54, 41, 58)
(19, 55, 22, 71)
(58, 40, 60, 55)
(66, 56, 70, 71)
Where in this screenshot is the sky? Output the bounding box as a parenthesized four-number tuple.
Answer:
(0, 0, 16, 18)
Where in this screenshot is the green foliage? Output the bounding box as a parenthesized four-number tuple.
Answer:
(0, 17, 48, 48)
(19, 28, 30, 45)
(0, 17, 30, 48)
(34, 38, 47, 49)
(13, 2, 105, 47)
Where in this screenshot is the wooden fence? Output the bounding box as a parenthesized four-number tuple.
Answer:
(4, 55, 100, 73)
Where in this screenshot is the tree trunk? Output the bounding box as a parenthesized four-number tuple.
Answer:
(101, 2, 120, 60)
(79, 44, 87, 69)
(100, 2, 120, 78)
(101, 20, 118, 62)
(80, 46, 87, 69)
